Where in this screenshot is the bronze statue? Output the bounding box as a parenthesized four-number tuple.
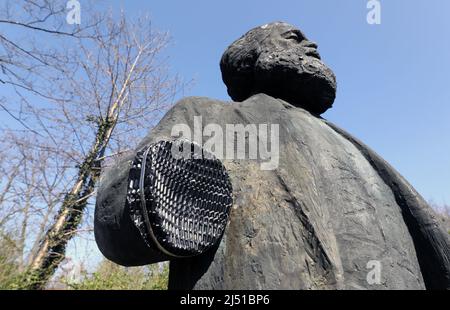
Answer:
(95, 22, 450, 290)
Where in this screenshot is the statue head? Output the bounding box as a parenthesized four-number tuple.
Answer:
(220, 22, 337, 115)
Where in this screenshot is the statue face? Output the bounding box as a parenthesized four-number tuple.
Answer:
(221, 22, 337, 115)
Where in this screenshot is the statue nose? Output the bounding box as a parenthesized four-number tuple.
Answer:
(303, 41, 318, 49)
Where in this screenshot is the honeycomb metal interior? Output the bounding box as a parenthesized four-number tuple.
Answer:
(127, 140, 233, 257)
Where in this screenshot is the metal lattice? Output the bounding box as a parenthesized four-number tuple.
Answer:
(127, 140, 233, 257)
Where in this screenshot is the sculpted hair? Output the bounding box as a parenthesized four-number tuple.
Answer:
(220, 26, 267, 101)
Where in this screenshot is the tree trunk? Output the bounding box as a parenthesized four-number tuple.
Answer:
(24, 120, 114, 289)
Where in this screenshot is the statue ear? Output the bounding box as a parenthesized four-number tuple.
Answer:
(94, 139, 233, 266)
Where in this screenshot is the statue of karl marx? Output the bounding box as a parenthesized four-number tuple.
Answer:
(94, 22, 450, 290)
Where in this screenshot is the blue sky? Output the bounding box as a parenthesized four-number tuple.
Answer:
(102, 0, 450, 204)
(2, 1, 448, 203)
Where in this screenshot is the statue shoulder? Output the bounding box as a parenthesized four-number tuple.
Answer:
(170, 96, 229, 114)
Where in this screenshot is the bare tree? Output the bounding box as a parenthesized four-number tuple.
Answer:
(0, 1, 182, 289)
(0, 1, 100, 91)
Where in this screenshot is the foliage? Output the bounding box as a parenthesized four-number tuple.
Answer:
(64, 260, 169, 290)
(0, 232, 20, 289)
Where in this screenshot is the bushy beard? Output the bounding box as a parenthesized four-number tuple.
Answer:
(253, 49, 337, 115)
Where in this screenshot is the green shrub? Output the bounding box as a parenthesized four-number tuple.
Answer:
(0, 232, 23, 289)
(65, 260, 169, 290)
